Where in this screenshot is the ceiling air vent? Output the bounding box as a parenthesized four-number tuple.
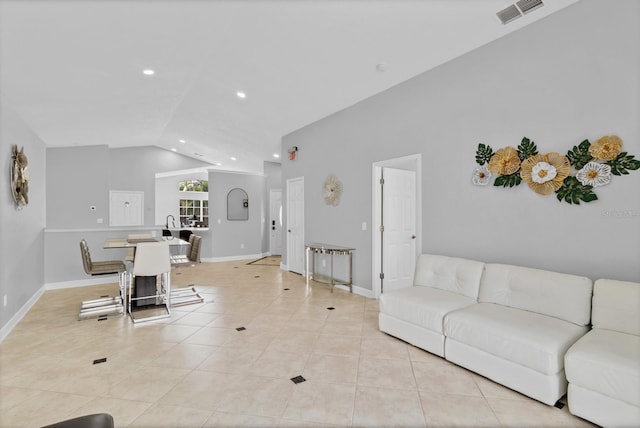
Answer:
(497, 4, 522, 24)
(516, 0, 544, 15)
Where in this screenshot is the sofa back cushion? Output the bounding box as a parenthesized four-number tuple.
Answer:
(592, 279, 640, 336)
(479, 264, 593, 326)
(413, 254, 484, 300)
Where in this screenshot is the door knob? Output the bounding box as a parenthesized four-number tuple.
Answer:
(411, 235, 416, 239)
(288, 229, 292, 232)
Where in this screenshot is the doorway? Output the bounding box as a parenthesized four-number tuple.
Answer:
(286, 177, 305, 274)
(269, 189, 283, 256)
(372, 154, 421, 298)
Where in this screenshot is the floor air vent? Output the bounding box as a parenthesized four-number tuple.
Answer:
(497, 4, 522, 24)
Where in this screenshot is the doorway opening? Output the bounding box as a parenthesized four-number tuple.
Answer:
(372, 154, 422, 298)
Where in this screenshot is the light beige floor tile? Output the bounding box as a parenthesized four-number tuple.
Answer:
(322, 320, 363, 336)
(282, 317, 326, 333)
(109, 340, 177, 366)
(360, 335, 410, 360)
(1, 261, 592, 428)
(265, 331, 319, 354)
(198, 345, 264, 374)
(64, 397, 153, 428)
(0, 389, 95, 428)
(472, 372, 534, 402)
(278, 419, 349, 428)
(216, 375, 295, 418)
(312, 334, 361, 357)
(203, 411, 279, 427)
(194, 301, 230, 314)
(357, 357, 417, 390)
(147, 342, 217, 369)
(282, 380, 356, 426)
(352, 385, 426, 428)
(222, 326, 281, 350)
(159, 370, 241, 410)
(302, 353, 359, 385)
(247, 349, 308, 378)
(488, 396, 596, 427)
(170, 311, 222, 326)
(182, 326, 237, 346)
(290, 306, 331, 321)
(420, 391, 501, 427)
(412, 360, 483, 396)
(128, 403, 213, 427)
(207, 313, 255, 328)
(407, 344, 444, 363)
(105, 366, 190, 403)
(0, 385, 39, 413)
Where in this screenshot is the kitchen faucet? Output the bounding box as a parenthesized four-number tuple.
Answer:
(165, 214, 176, 229)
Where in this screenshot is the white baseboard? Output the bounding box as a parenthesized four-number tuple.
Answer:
(201, 253, 269, 263)
(46, 275, 121, 290)
(0, 284, 46, 343)
(331, 283, 374, 298)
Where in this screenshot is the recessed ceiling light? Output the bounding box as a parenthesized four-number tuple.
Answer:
(179, 139, 186, 144)
(143, 69, 155, 76)
(230, 157, 237, 161)
(273, 153, 280, 158)
(236, 91, 246, 99)
(214, 162, 222, 166)
(170, 148, 177, 152)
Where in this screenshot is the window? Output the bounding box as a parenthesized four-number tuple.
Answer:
(179, 199, 208, 227)
(178, 180, 208, 192)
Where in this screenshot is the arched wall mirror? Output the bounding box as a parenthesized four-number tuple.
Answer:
(227, 188, 249, 221)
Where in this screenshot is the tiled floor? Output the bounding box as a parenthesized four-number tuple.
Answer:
(0, 259, 596, 427)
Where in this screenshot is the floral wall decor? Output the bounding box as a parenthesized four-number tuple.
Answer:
(472, 135, 640, 204)
(11, 144, 30, 208)
(323, 174, 343, 206)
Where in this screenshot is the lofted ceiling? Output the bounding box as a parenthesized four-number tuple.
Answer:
(0, 0, 578, 173)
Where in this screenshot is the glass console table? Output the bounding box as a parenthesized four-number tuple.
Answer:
(305, 243, 355, 293)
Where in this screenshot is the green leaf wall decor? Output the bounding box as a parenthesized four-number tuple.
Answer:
(472, 135, 638, 205)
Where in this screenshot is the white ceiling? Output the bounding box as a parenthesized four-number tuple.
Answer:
(0, 0, 578, 173)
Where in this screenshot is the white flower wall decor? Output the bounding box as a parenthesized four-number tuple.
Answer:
(323, 174, 343, 206)
(472, 135, 640, 205)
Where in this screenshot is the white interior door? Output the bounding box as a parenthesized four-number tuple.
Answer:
(382, 168, 416, 293)
(286, 177, 304, 274)
(269, 189, 283, 256)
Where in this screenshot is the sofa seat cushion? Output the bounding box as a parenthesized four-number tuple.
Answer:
(380, 286, 476, 334)
(565, 329, 640, 407)
(444, 303, 588, 375)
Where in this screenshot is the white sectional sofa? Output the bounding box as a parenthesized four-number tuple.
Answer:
(378, 254, 485, 357)
(379, 254, 593, 406)
(565, 278, 640, 427)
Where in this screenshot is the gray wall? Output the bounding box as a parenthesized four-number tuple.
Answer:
(47, 146, 110, 229)
(44, 145, 213, 283)
(47, 145, 211, 228)
(1, 104, 47, 332)
(282, 0, 640, 290)
(208, 170, 266, 258)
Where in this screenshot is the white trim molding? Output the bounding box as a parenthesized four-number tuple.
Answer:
(0, 285, 46, 343)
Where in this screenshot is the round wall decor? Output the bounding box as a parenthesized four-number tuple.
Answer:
(323, 174, 343, 206)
